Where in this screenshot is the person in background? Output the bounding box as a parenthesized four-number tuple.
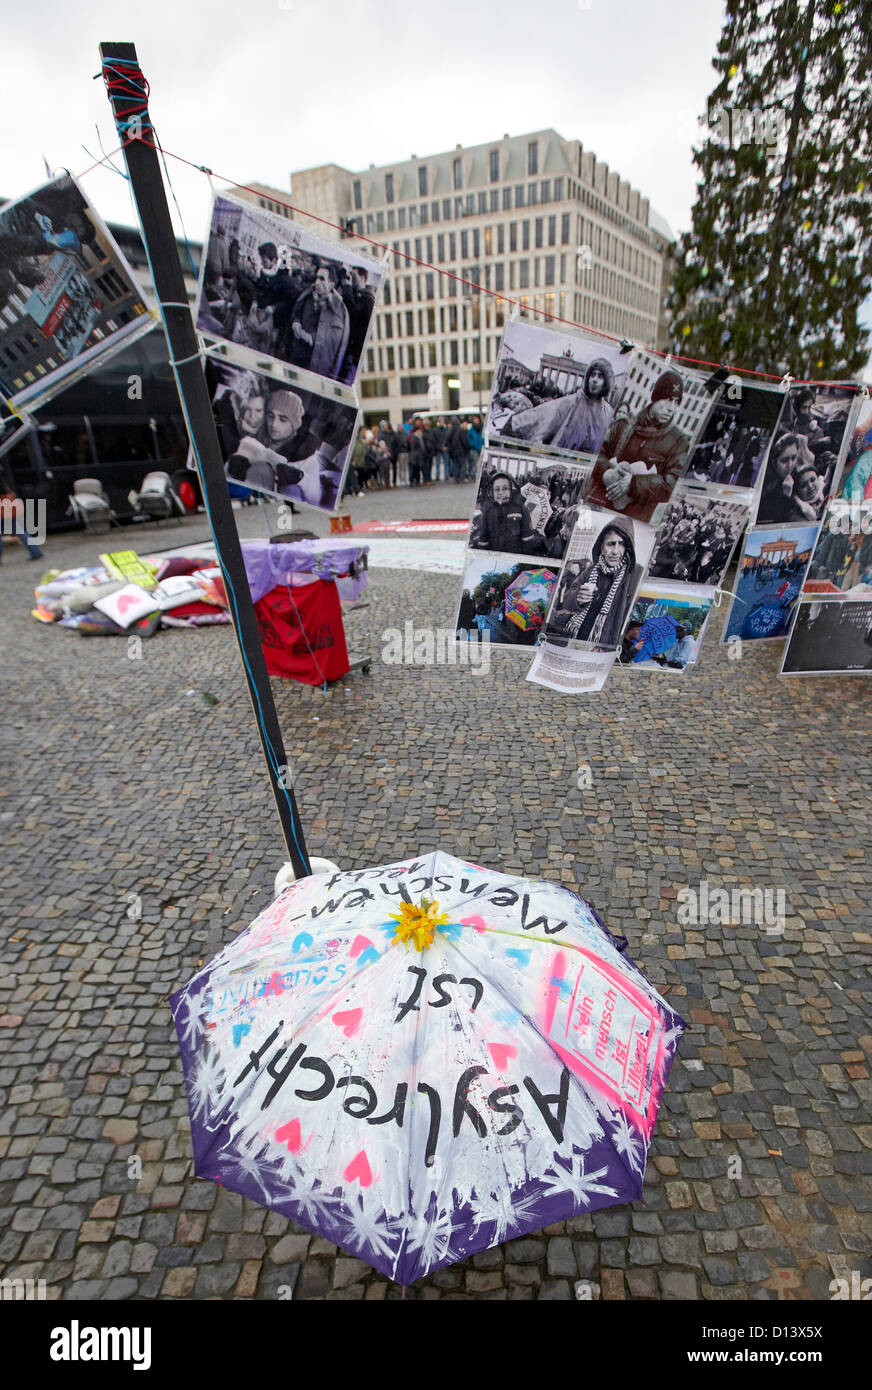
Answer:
(447, 417, 467, 483)
(433, 418, 448, 482)
(467, 415, 484, 482)
(409, 422, 426, 487)
(457, 588, 476, 641)
(393, 424, 409, 486)
(421, 419, 435, 485)
(377, 437, 392, 488)
(0, 462, 43, 563)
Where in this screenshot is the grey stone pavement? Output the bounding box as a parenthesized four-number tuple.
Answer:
(1, 477, 870, 1302)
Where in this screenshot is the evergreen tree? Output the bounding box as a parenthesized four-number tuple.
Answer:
(668, 0, 872, 378)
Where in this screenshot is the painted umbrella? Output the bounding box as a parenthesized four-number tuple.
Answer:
(171, 851, 685, 1285)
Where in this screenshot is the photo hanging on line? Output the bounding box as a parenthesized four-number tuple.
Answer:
(205, 356, 359, 514)
(541, 506, 655, 652)
(646, 483, 751, 588)
(721, 522, 819, 643)
(196, 193, 385, 389)
(470, 446, 591, 562)
(456, 549, 559, 649)
(781, 598, 872, 676)
(682, 381, 787, 491)
(616, 582, 715, 672)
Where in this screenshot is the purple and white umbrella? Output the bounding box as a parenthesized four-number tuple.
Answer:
(171, 851, 684, 1284)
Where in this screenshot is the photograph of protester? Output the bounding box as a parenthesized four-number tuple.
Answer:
(646, 486, 750, 586)
(586, 368, 696, 523)
(469, 448, 589, 560)
(838, 397, 872, 503)
(206, 359, 358, 512)
(0, 174, 149, 407)
(197, 195, 383, 387)
(487, 323, 627, 454)
(782, 599, 872, 675)
(617, 587, 714, 671)
(754, 385, 854, 527)
(542, 509, 653, 651)
(682, 383, 787, 490)
(456, 549, 558, 648)
(803, 501, 872, 597)
(722, 523, 818, 643)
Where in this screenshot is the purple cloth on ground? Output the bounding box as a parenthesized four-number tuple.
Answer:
(240, 539, 369, 604)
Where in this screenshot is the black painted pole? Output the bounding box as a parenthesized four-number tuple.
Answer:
(99, 40, 310, 879)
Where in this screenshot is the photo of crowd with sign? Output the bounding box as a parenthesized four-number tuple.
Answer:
(206, 358, 358, 513)
(0, 174, 151, 409)
(682, 382, 786, 490)
(197, 194, 384, 388)
(837, 395, 872, 502)
(469, 447, 590, 561)
(722, 523, 818, 643)
(781, 599, 872, 676)
(486, 323, 628, 456)
(803, 501, 872, 598)
(585, 354, 711, 524)
(617, 583, 714, 672)
(456, 550, 558, 648)
(541, 508, 654, 651)
(646, 484, 751, 587)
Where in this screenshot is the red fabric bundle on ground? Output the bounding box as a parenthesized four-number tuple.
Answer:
(254, 580, 349, 685)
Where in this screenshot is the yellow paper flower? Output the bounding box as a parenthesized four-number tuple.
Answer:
(389, 898, 450, 951)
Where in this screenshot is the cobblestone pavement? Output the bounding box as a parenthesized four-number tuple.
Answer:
(1, 480, 870, 1301)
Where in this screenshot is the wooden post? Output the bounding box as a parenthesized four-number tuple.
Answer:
(100, 40, 310, 879)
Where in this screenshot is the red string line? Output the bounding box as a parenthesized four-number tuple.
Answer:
(94, 132, 867, 393)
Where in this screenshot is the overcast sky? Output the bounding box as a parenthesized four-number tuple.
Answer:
(2, 0, 727, 243)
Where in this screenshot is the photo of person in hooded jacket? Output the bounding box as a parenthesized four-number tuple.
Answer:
(586, 369, 692, 523)
(475, 471, 544, 555)
(501, 357, 616, 454)
(545, 515, 647, 650)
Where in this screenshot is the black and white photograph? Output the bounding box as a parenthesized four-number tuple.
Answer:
(646, 484, 750, 586)
(802, 501, 872, 599)
(470, 447, 590, 561)
(585, 358, 709, 523)
(205, 358, 359, 513)
(456, 549, 559, 649)
(542, 507, 654, 651)
(197, 194, 384, 387)
(682, 382, 787, 490)
(0, 174, 151, 408)
(487, 322, 628, 454)
(755, 385, 855, 526)
(781, 599, 872, 676)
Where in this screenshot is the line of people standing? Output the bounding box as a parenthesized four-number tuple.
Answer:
(344, 415, 485, 495)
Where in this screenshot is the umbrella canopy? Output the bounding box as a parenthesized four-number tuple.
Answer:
(171, 852, 684, 1284)
(504, 568, 556, 630)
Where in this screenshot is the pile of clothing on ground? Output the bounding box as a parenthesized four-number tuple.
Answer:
(31, 550, 231, 638)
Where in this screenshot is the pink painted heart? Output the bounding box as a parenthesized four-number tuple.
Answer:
(460, 915, 488, 934)
(117, 593, 140, 614)
(344, 1150, 373, 1187)
(332, 1008, 363, 1038)
(350, 935, 374, 958)
(275, 1118, 303, 1153)
(488, 1043, 518, 1071)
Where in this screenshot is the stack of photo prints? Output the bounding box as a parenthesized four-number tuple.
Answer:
(456, 319, 870, 691)
(195, 192, 386, 514)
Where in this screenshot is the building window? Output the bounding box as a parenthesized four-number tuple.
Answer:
(431, 201, 440, 222)
(425, 273, 435, 299)
(473, 228, 480, 258)
(418, 166, 428, 197)
(398, 207, 406, 229)
(406, 310, 414, 335)
(450, 340, 459, 365)
(528, 182, 538, 205)
(503, 187, 512, 210)
(478, 192, 487, 214)
(383, 280, 392, 305)
(426, 235, 433, 263)
(410, 206, 420, 227)
(437, 233, 445, 262)
(554, 177, 564, 200)
(366, 349, 375, 373)
(361, 377, 389, 398)
(522, 220, 530, 250)
(494, 264, 505, 292)
(548, 215, 556, 246)
(443, 198, 451, 219)
(407, 345, 416, 368)
(404, 276, 413, 302)
(401, 375, 430, 395)
(515, 185, 525, 207)
(561, 212, 570, 243)
(387, 209, 395, 230)
(528, 141, 538, 175)
(453, 157, 463, 189)
(382, 313, 393, 338)
(385, 173, 394, 203)
(376, 212, 384, 232)
(466, 194, 475, 216)
(497, 225, 504, 254)
(490, 190, 499, 212)
(420, 203, 428, 225)
(485, 227, 493, 256)
(415, 238, 423, 261)
(510, 223, 517, 252)
(429, 343, 437, 367)
(490, 149, 500, 182)
(387, 346, 395, 371)
(545, 256, 555, 285)
(449, 232, 456, 260)
(535, 218, 544, 248)
(461, 230, 469, 259)
(519, 261, 530, 289)
(366, 214, 374, 233)
(353, 180, 362, 210)
(541, 180, 551, 203)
